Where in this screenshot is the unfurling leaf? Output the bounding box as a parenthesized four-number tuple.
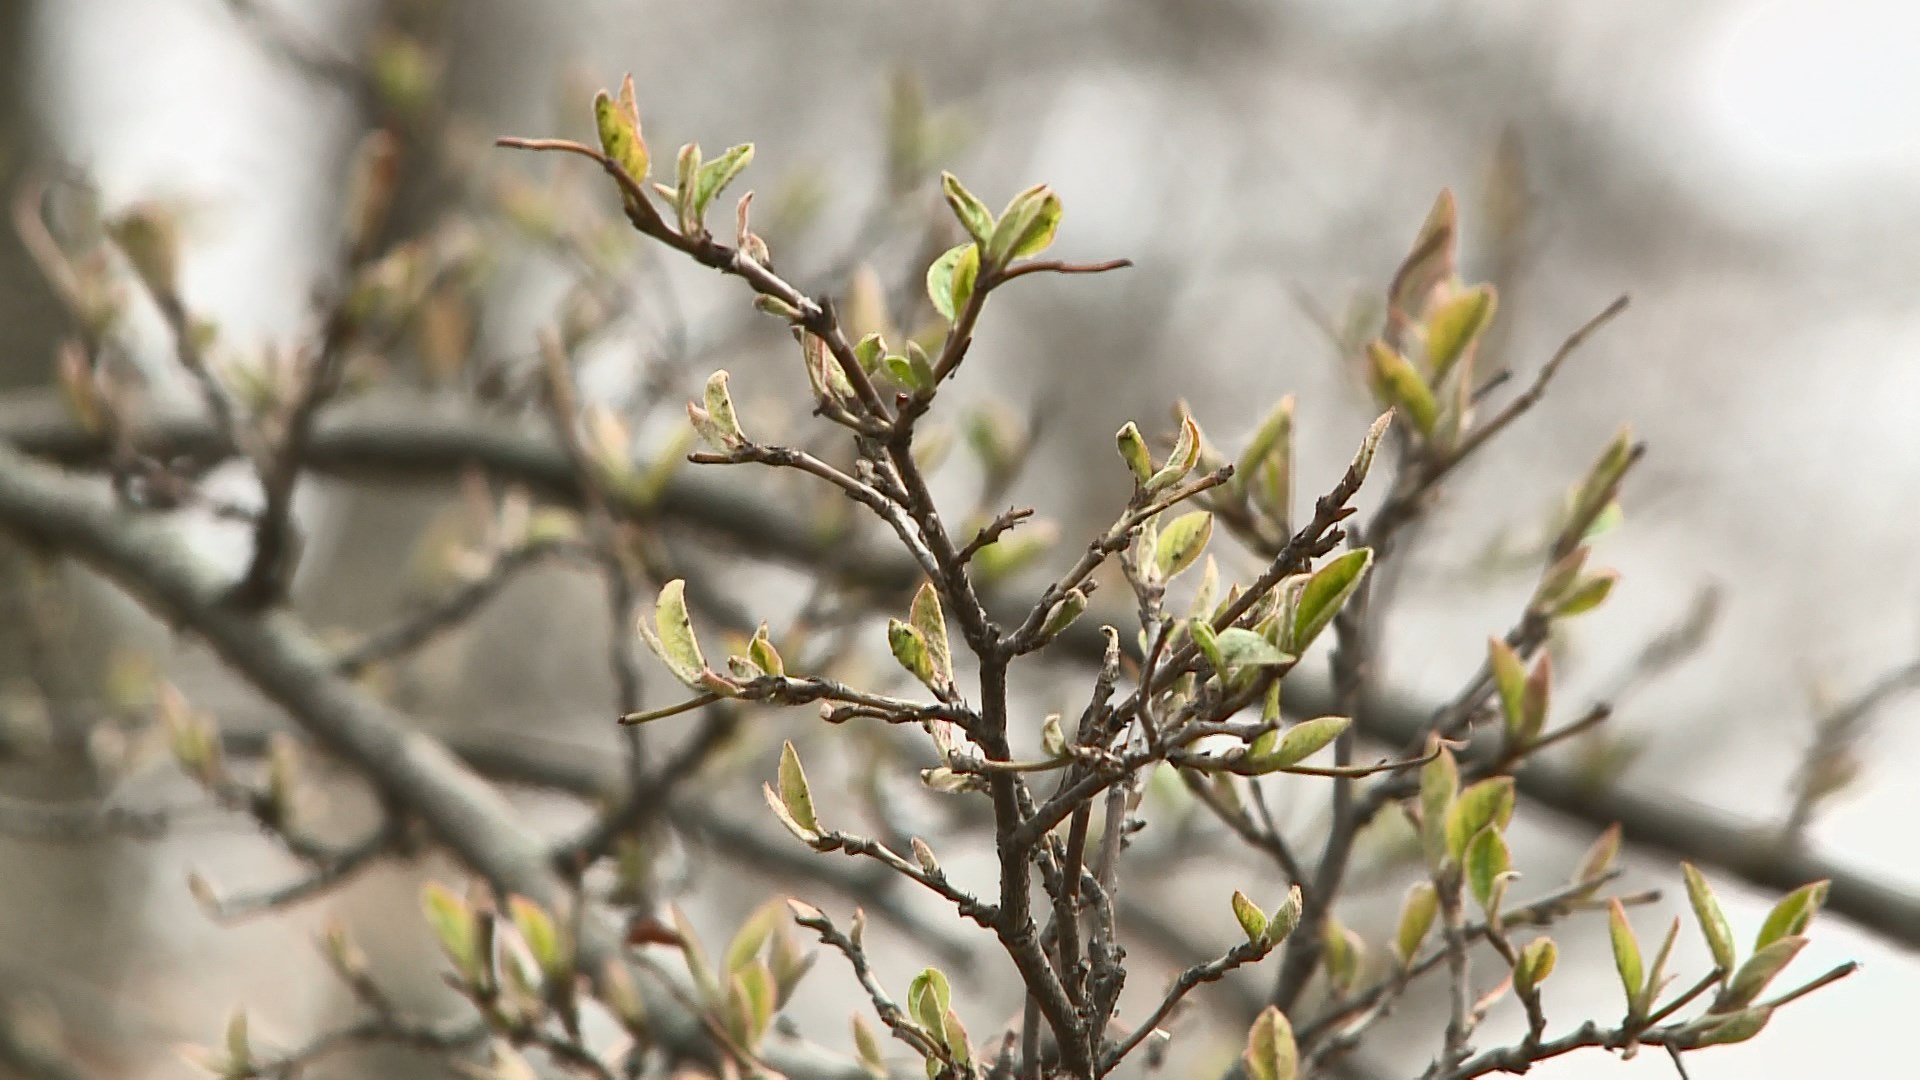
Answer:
(887, 619, 939, 692)
(1267, 885, 1304, 942)
(1235, 395, 1294, 502)
(1425, 284, 1498, 382)
(1041, 713, 1068, 758)
(1145, 411, 1204, 494)
(1681, 863, 1737, 974)
(1154, 511, 1214, 581)
(748, 624, 784, 678)
(1291, 549, 1373, 653)
(909, 583, 953, 692)
(986, 183, 1062, 266)
(853, 1013, 886, 1075)
(1608, 899, 1645, 1017)
(1564, 427, 1636, 546)
(1489, 637, 1527, 741)
(1464, 826, 1513, 914)
(1367, 340, 1437, 435)
(594, 78, 650, 184)
(1755, 880, 1829, 952)
(1690, 1006, 1775, 1046)
(421, 881, 481, 982)
(693, 144, 754, 223)
(1242, 1006, 1298, 1080)
(1444, 777, 1516, 862)
(1232, 890, 1269, 945)
(637, 580, 714, 691)
(926, 243, 980, 322)
(1322, 919, 1365, 994)
(689, 370, 747, 450)
(1520, 651, 1552, 744)
(1395, 882, 1438, 965)
(907, 968, 952, 1034)
(1391, 189, 1458, 319)
(1116, 421, 1154, 483)
(940, 172, 994, 245)
(1548, 569, 1619, 619)
(1514, 937, 1558, 995)
(1037, 588, 1088, 643)
(1420, 739, 1459, 871)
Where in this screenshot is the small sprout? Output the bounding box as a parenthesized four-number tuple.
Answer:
(765, 741, 823, 846)
(421, 881, 482, 984)
(1234, 395, 1294, 501)
(925, 242, 980, 321)
(1041, 713, 1068, 758)
(1564, 427, 1637, 546)
(1232, 890, 1269, 945)
(940, 172, 994, 245)
(1608, 899, 1646, 1019)
(1242, 1005, 1298, 1080)
(1574, 823, 1622, 891)
(693, 143, 754, 225)
(1349, 411, 1394, 486)
(671, 905, 722, 1008)
(1390, 189, 1458, 320)
(1514, 937, 1558, 995)
(853, 1012, 887, 1076)
(637, 580, 729, 693)
(674, 143, 703, 233)
(906, 968, 952, 1035)
(1420, 738, 1460, 871)
(1424, 284, 1498, 382)
(594, 75, 650, 183)
(985, 183, 1062, 268)
(725, 900, 784, 975)
(1154, 510, 1214, 581)
(1547, 569, 1619, 619)
(1464, 826, 1514, 915)
(1145, 410, 1203, 494)
(747, 624, 785, 678)
(1682, 863, 1738, 975)
(941, 1008, 973, 1068)
(1116, 421, 1154, 483)
(1267, 884, 1304, 943)
(1367, 340, 1438, 436)
(911, 837, 942, 876)
(887, 619, 938, 693)
(1322, 918, 1366, 995)
(1037, 588, 1089, 644)
(1443, 777, 1516, 863)
(1395, 882, 1439, 966)
(507, 895, 571, 983)
(1689, 1006, 1774, 1047)
(689, 370, 747, 451)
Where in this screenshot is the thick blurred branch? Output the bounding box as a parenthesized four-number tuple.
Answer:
(0, 437, 898, 1080)
(1, 393, 1915, 949)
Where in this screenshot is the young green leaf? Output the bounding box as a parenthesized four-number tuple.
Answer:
(1420, 739, 1460, 871)
(725, 900, 784, 975)
(690, 369, 747, 450)
(1232, 890, 1270, 946)
(671, 904, 721, 1007)
(925, 243, 979, 322)
(508, 895, 567, 980)
(1235, 395, 1294, 501)
(940, 172, 994, 245)
(777, 741, 820, 836)
(1574, 823, 1621, 892)
(1464, 826, 1513, 914)
(674, 142, 702, 232)
(1548, 569, 1619, 619)
(887, 619, 939, 692)
(1755, 880, 1829, 951)
(1190, 619, 1226, 676)
(1514, 937, 1558, 995)
(1394, 881, 1438, 966)
(942, 1008, 972, 1067)
(986, 183, 1062, 266)
(748, 624, 784, 678)
(1488, 637, 1527, 741)
(907, 968, 952, 1034)
(1145, 411, 1204, 494)
(853, 1013, 886, 1075)
(1322, 918, 1366, 994)
(1690, 1006, 1774, 1047)
(1245, 715, 1349, 773)
(908, 583, 952, 692)
(1520, 652, 1552, 744)
(1154, 511, 1214, 581)
(594, 78, 650, 183)
(639, 580, 709, 689)
(1367, 340, 1438, 435)
(1425, 284, 1498, 382)
(420, 881, 480, 982)
(1391, 189, 1458, 319)
(1242, 1005, 1298, 1080)
(1681, 863, 1738, 974)
(1444, 777, 1516, 862)
(693, 144, 754, 223)
(1608, 899, 1645, 1018)
(1291, 548, 1374, 652)
(1268, 884, 1304, 943)
(1722, 936, 1807, 1010)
